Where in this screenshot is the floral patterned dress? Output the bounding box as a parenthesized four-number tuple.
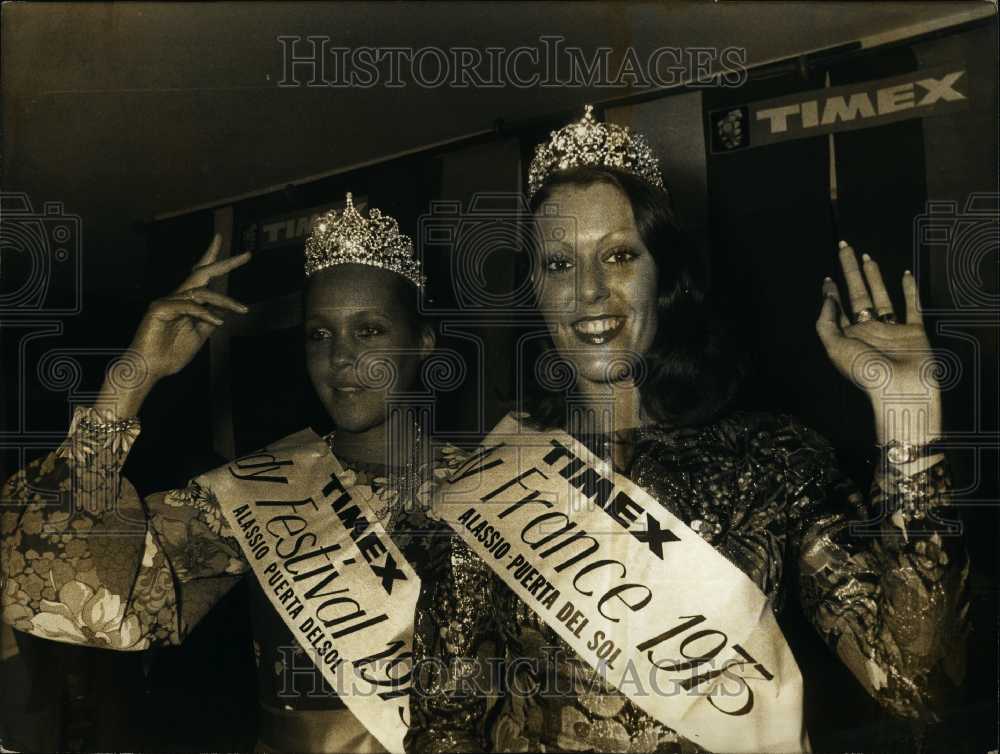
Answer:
(1, 406, 468, 718)
(404, 411, 970, 754)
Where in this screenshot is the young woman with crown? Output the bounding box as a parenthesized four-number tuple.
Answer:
(406, 107, 970, 753)
(1, 196, 468, 753)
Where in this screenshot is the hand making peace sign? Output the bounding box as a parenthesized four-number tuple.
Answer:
(98, 234, 252, 419)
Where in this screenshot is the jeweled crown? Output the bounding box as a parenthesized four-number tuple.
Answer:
(304, 193, 424, 288)
(527, 105, 665, 198)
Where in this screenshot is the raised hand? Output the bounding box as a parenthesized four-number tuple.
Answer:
(98, 234, 251, 418)
(816, 241, 941, 445)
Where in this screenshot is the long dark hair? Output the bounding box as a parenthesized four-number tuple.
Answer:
(522, 165, 744, 430)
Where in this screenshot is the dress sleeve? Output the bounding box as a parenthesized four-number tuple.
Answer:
(1, 406, 249, 650)
(405, 530, 503, 754)
(786, 421, 969, 721)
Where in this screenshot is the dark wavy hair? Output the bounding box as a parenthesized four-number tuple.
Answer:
(522, 165, 744, 430)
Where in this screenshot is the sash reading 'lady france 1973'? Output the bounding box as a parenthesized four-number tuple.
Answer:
(437, 414, 810, 754)
(196, 429, 418, 754)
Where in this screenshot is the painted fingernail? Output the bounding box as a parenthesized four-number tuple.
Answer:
(838, 240, 849, 249)
(861, 253, 871, 262)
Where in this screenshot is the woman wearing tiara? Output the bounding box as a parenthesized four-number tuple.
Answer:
(1, 195, 466, 754)
(406, 108, 969, 753)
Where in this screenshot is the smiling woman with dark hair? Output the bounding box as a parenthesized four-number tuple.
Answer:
(406, 107, 970, 754)
(523, 163, 744, 432)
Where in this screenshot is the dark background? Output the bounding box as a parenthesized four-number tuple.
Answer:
(1, 4, 997, 753)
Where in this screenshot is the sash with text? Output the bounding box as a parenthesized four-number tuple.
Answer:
(437, 414, 809, 753)
(197, 429, 418, 754)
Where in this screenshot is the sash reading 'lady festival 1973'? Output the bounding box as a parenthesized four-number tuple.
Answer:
(196, 429, 418, 754)
(438, 414, 810, 754)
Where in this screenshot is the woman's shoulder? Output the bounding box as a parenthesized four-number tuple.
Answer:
(664, 409, 838, 473)
(712, 409, 832, 444)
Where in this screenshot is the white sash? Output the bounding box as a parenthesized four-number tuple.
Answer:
(196, 429, 419, 754)
(436, 414, 809, 754)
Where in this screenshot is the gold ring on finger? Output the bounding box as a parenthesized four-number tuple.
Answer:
(852, 307, 877, 324)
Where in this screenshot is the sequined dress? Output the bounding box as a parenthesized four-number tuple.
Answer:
(405, 411, 969, 754)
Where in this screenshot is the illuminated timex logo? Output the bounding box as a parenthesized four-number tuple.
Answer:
(709, 64, 970, 153)
(756, 70, 966, 134)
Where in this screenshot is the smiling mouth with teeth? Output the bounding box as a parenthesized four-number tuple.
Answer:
(334, 386, 364, 394)
(571, 316, 625, 344)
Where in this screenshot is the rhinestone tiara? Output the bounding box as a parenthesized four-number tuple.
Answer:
(527, 105, 665, 198)
(304, 192, 424, 288)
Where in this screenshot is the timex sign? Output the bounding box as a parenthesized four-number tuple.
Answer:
(709, 64, 968, 153)
(243, 197, 368, 253)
